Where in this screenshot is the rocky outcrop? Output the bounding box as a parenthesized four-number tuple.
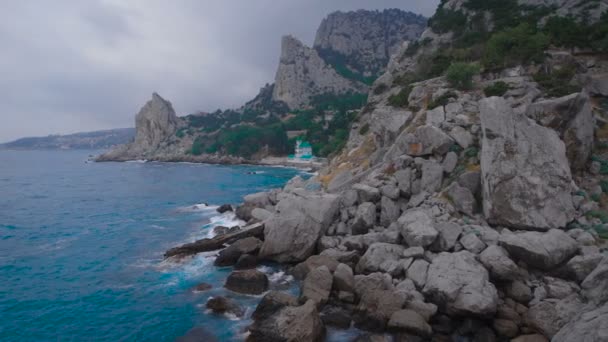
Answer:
(97, 93, 179, 161)
(314, 9, 427, 76)
(247, 299, 325, 342)
(259, 191, 340, 263)
(480, 97, 575, 230)
(272, 36, 366, 109)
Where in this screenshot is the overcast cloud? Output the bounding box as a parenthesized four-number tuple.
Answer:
(0, 0, 439, 142)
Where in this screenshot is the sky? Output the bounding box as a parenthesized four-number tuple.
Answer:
(0, 0, 439, 142)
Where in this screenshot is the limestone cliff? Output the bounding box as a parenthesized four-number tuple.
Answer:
(314, 9, 427, 76)
(271, 35, 367, 110)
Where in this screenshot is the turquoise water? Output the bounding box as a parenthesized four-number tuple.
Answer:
(0, 150, 301, 341)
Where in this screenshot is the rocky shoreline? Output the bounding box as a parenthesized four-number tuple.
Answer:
(168, 97, 608, 342)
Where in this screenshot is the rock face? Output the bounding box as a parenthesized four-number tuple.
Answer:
(248, 299, 325, 342)
(272, 36, 366, 109)
(525, 92, 594, 170)
(423, 251, 498, 316)
(314, 9, 427, 75)
(259, 192, 340, 263)
(499, 229, 578, 270)
(479, 97, 575, 230)
(97, 93, 179, 161)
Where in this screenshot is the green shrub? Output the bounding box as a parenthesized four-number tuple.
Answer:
(591, 193, 602, 202)
(592, 156, 608, 175)
(601, 180, 608, 193)
(484, 81, 510, 97)
(586, 210, 608, 223)
(445, 62, 480, 90)
(388, 86, 412, 108)
(428, 91, 458, 109)
(175, 128, 186, 138)
(533, 66, 580, 98)
(359, 123, 370, 135)
(483, 24, 549, 69)
(191, 137, 204, 156)
(464, 147, 479, 158)
(429, 8, 468, 35)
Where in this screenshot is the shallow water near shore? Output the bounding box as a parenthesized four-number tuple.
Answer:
(0, 149, 311, 341)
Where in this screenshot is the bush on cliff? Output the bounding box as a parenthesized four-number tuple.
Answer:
(446, 62, 480, 90)
(483, 24, 549, 69)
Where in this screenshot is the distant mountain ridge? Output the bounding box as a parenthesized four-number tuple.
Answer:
(1, 128, 135, 150)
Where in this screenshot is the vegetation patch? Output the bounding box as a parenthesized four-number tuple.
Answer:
(428, 91, 458, 109)
(534, 66, 580, 98)
(446, 62, 480, 90)
(388, 86, 412, 108)
(586, 210, 608, 224)
(484, 81, 510, 97)
(483, 24, 549, 69)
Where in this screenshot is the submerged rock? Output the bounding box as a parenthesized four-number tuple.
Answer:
(224, 270, 269, 295)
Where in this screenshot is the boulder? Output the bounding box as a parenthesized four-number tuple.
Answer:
(426, 106, 445, 126)
(552, 302, 608, 342)
(526, 294, 585, 338)
(394, 125, 454, 157)
(292, 255, 340, 280)
(450, 126, 473, 149)
(525, 92, 594, 170)
(498, 229, 578, 270)
(234, 254, 258, 270)
(583, 72, 608, 96)
(442, 152, 458, 173)
(398, 210, 438, 247)
(406, 259, 429, 289)
(251, 291, 298, 321)
(247, 299, 325, 342)
(479, 245, 519, 281)
(423, 251, 498, 316)
(430, 222, 462, 252)
(259, 192, 340, 263)
(352, 202, 377, 235)
(457, 170, 481, 195)
(354, 273, 393, 299)
(333, 263, 355, 293)
(380, 196, 400, 227)
(217, 204, 233, 214)
(511, 335, 548, 342)
(507, 280, 533, 304)
(352, 184, 381, 203)
(564, 253, 604, 282)
(301, 266, 333, 307)
(381, 184, 400, 200)
(581, 256, 608, 304)
(394, 169, 412, 196)
(356, 243, 406, 275)
(459, 233, 486, 254)
(206, 296, 244, 317)
(224, 270, 269, 295)
(214, 237, 262, 267)
(320, 306, 352, 329)
(251, 208, 272, 221)
(356, 289, 407, 331)
(446, 183, 475, 216)
(388, 309, 432, 337)
(479, 97, 575, 230)
(420, 160, 444, 194)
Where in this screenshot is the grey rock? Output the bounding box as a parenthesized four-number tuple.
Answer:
(352, 202, 377, 235)
(352, 183, 381, 203)
(394, 125, 454, 157)
(398, 209, 438, 247)
(248, 299, 325, 342)
(480, 97, 575, 230)
(499, 229, 578, 270)
(582, 256, 608, 304)
(426, 106, 446, 126)
(272, 35, 366, 109)
(442, 152, 458, 173)
(459, 233, 486, 254)
(224, 269, 269, 295)
(381, 184, 400, 200)
(450, 126, 473, 149)
(356, 289, 407, 330)
(206, 296, 244, 317)
(251, 208, 272, 221)
(423, 251, 498, 316)
(479, 245, 520, 281)
(388, 309, 432, 337)
(354, 272, 393, 299)
(430, 222, 463, 252)
(446, 183, 475, 216)
(333, 263, 355, 293)
(214, 237, 262, 267)
(260, 192, 340, 263)
(356, 243, 405, 275)
(394, 168, 412, 196)
(301, 266, 333, 307)
(457, 170, 481, 195)
(405, 301, 438, 322)
(403, 246, 425, 259)
(508, 280, 533, 304)
(292, 255, 340, 280)
(406, 259, 429, 289)
(526, 294, 585, 339)
(526, 92, 594, 170)
(420, 160, 443, 194)
(552, 302, 608, 342)
(380, 196, 400, 227)
(565, 253, 604, 283)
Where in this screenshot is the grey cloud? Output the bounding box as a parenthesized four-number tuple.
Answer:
(0, 0, 439, 142)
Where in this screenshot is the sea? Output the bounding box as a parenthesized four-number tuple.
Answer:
(0, 149, 361, 341)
